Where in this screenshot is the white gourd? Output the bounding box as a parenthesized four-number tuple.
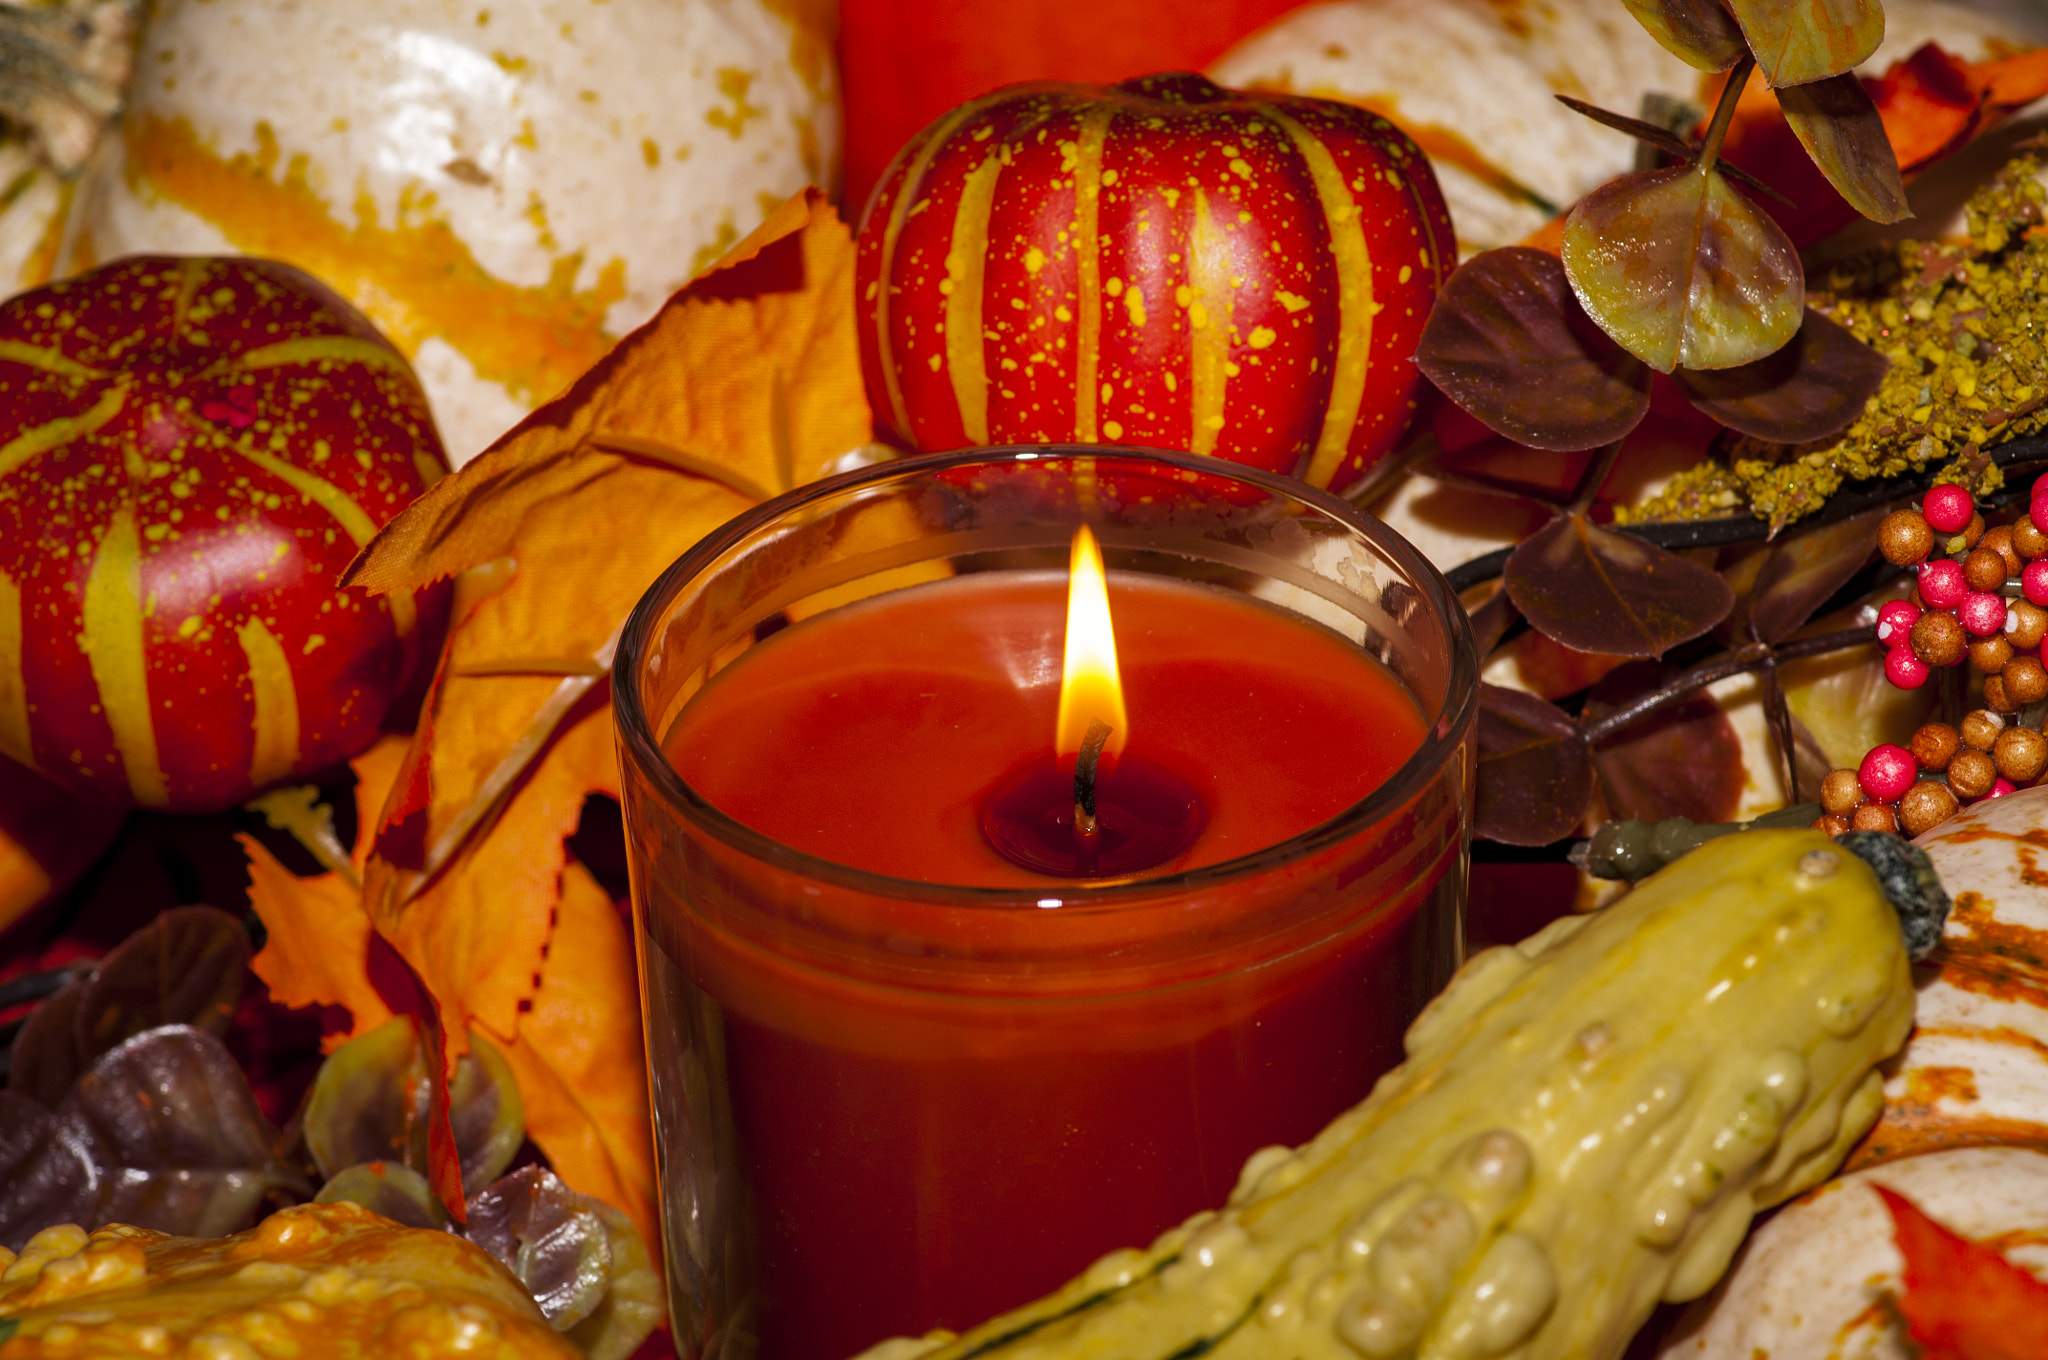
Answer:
(48, 0, 839, 465)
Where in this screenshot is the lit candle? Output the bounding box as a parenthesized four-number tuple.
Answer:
(619, 448, 1475, 1360)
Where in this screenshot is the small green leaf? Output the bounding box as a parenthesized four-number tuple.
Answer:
(1620, 0, 1747, 72)
(1725, 0, 1884, 88)
(316, 1161, 451, 1230)
(1562, 161, 1804, 373)
(1778, 73, 1911, 224)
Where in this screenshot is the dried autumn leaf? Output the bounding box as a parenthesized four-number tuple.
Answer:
(1475, 684, 1594, 846)
(340, 188, 879, 1062)
(1725, 0, 1883, 89)
(1878, 1183, 2048, 1360)
(1582, 663, 1745, 824)
(1503, 513, 1735, 658)
(1563, 162, 1804, 373)
(1619, 0, 1747, 73)
(1777, 72, 1911, 224)
(1414, 247, 1651, 453)
(1672, 307, 1890, 443)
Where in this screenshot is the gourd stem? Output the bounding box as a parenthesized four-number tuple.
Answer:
(1697, 57, 1754, 180)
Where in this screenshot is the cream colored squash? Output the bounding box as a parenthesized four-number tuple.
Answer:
(52, 0, 839, 465)
(1210, 0, 2044, 256)
(1654, 1146, 2048, 1360)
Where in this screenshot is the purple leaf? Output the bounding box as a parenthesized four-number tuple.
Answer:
(1674, 307, 1890, 442)
(1476, 684, 1594, 846)
(1583, 662, 1747, 824)
(1415, 247, 1651, 453)
(1503, 513, 1736, 658)
(1778, 73, 1911, 224)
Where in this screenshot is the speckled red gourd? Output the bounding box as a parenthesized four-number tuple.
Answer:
(0, 256, 447, 811)
(855, 72, 1456, 492)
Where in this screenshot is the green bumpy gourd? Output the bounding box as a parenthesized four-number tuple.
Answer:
(886, 829, 1918, 1360)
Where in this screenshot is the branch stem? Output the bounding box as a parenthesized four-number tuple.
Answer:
(1697, 56, 1754, 179)
(1577, 626, 1869, 746)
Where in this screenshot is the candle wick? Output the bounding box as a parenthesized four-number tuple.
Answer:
(1073, 719, 1112, 864)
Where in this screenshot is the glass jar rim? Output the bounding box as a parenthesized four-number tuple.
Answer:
(613, 444, 1478, 909)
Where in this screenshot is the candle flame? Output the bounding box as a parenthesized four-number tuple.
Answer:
(1057, 525, 1127, 765)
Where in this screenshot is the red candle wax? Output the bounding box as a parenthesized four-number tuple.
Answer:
(650, 570, 1462, 1359)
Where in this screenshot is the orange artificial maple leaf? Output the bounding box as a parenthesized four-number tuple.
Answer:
(241, 733, 657, 1250)
(1878, 1183, 2048, 1360)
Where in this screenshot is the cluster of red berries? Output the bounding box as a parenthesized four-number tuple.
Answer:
(1818, 710, 2047, 836)
(1875, 477, 2048, 711)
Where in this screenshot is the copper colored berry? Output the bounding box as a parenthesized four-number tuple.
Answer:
(1924, 483, 1975, 534)
(1962, 709, 2006, 749)
(1813, 812, 1852, 836)
(2008, 599, 2048, 650)
(1950, 747, 1999, 798)
(1960, 512, 1987, 550)
(1898, 780, 1960, 836)
(1972, 635, 2015, 673)
(2014, 514, 2048, 560)
(1981, 526, 2022, 577)
(1851, 801, 1900, 834)
(1879, 509, 1935, 566)
(1994, 725, 2048, 783)
(1986, 674, 2015, 712)
(1966, 546, 2011, 591)
(1911, 609, 1966, 666)
(1820, 767, 1864, 815)
(1910, 722, 1961, 771)
(1858, 743, 1918, 802)
(2005, 654, 2048, 706)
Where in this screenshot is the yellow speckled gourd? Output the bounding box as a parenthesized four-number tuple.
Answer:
(884, 829, 1918, 1360)
(0, 1201, 578, 1359)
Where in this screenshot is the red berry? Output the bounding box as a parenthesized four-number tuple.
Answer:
(1919, 558, 1969, 609)
(1959, 590, 2009, 636)
(1992, 777, 2018, 798)
(1923, 483, 1975, 534)
(2025, 559, 2048, 608)
(1885, 644, 1930, 689)
(1876, 599, 1922, 645)
(1858, 743, 1918, 803)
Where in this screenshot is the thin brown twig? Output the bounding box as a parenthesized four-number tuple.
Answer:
(1576, 625, 1870, 745)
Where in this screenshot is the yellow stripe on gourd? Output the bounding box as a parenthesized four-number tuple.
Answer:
(0, 341, 104, 381)
(1071, 108, 1112, 444)
(0, 568, 30, 768)
(82, 508, 167, 807)
(0, 385, 127, 483)
(1271, 110, 1375, 491)
(227, 336, 419, 383)
(236, 616, 300, 788)
(875, 99, 994, 441)
(231, 446, 416, 636)
(944, 154, 1001, 445)
(1186, 188, 1234, 459)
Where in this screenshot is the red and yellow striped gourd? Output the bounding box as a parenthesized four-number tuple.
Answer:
(0, 256, 446, 811)
(855, 73, 1456, 493)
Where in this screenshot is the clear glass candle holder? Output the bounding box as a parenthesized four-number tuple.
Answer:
(613, 447, 1477, 1360)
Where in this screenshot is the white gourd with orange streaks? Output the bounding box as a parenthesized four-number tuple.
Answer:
(42, 0, 839, 466)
